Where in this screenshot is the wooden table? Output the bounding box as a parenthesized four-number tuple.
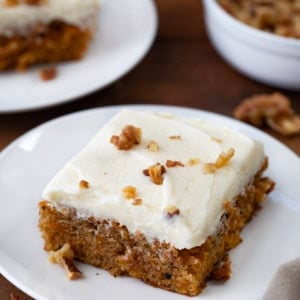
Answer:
(0, 1, 299, 299)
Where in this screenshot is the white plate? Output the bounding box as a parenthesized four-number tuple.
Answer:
(0, 105, 299, 300)
(0, 0, 157, 113)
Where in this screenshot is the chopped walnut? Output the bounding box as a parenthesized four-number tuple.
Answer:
(79, 180, 90, 189)
(215, 148, 235, 168)
(39, 67, 57, 81)
(122, 186, 137, 199)
(166, 160, 184, 168)
(143, 163, 166, 185)
(132, 198, 142, 206)
(203, 148, 235, 173)
(49, 243, 82, 280)
(169, 135, 181, 140)
(110, 125, 142, 150)
(164, 205, 180, 218)
(234, 92, 300, 136)
(187, 158, 200, 166)
(147, 140, 159, 152)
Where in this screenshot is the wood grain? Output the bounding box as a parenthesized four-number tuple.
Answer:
(0, 1, 299, 299)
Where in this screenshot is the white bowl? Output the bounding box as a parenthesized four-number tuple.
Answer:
(202, 0, 300, 91)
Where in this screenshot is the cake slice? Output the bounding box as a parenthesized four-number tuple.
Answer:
(39, 110, 274, 296)
(0, 0, 99, 71)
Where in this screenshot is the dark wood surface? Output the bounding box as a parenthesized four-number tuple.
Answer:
(0, 1, 299, 299)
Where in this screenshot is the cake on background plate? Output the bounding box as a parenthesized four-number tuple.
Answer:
(0, 0, 99, 71)
(39, 110, 274, 296)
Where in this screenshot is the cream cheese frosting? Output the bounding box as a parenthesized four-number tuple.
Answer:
(0, 0, 99, 37)
(42, 110, 265, 250)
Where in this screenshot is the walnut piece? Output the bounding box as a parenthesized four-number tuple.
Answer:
(169, 135, 181, 140)
(49, 243, 82, 280)
(166, 160, 184, 168)
(234, 92, 300, 136)
(79, 180, 90, 189)
(39, 67, 57, 81)
(122, 186, 137, 199)
(203, 148, 235, 173)
(110, 125, 142, 150)
(132, 198, 142, 206)
(147, 140, 159, 152)
(143, 163, 166, 185)
(187, 158, 200, 166)
(164, 205, 180, 218)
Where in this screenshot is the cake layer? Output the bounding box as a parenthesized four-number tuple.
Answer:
(39, 161, 274, 296)
(42, 110, 265, 249)
(0, 0, 99, 37)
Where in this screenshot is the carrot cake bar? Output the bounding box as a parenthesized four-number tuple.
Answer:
(0, 0, 99, 71)
(39, 110, 274, 296)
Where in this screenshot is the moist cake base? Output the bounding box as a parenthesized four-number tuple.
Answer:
(0, 20, 93, 71)
(38, 159, 274, 296)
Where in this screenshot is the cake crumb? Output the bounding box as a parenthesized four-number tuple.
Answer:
(39, 66, 57, 81)
(49, 243, 82, 280)
(110, 125, 142, 150)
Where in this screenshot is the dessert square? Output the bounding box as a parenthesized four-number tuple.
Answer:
(0, 0, 99, 70)
(39, 110, 274, 296)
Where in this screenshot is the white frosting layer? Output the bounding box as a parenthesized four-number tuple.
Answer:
(0, 0, 99, 36)
(43, 110, 265, 249)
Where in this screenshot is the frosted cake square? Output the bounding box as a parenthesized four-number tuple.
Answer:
(0, 0, 99, 70)
(39, 110, 274, 296)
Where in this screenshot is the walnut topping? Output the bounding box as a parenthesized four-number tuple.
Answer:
(49, 243, 82, 280)
(164, 205, 180, 218)
(132, 198, 142, 206)
(234, 92, 300, 136)
(166, 160, 184, 168)
(110, 125, 142, 150)
(203, 148, 235, 173)
(169, 135, 181, 140)
(188, 158, 200, 166)
(143, 163, 166, 185)
(39, 67, 57, 81)
(79, 180, 90, 189)
(147, 140, 159, 152)
(122, 186, 137, 199)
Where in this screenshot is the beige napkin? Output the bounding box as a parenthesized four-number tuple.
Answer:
(264, 258, 300, 300)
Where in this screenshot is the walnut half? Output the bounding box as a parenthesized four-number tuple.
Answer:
(110, 125, 142, 150)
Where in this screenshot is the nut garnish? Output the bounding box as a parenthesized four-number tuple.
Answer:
(132, 198, 143, 206)
(166, 160, 184, 168)
(147, 141, 159, 152)
(203, 148, 235, 173)
(187, 158, 200, 166)
(79, 180, 90, 189)
(122, 186, 137, 199)
(234, 92, 300, 136)
(169, 135, 181, 140)
(110, 125, 142, 150)
(164, 205, 180, 218)
(143, 163, 166, 185)
(49, 243, 82, 280)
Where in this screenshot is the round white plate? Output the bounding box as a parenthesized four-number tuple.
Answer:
(0, 105, 299, 300)
(0, 0, 157, 113)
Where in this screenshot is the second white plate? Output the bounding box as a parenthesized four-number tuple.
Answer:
(0, 0, 157, 113)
